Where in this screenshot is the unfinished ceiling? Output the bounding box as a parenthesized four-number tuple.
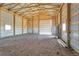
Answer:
(0, 3, 62, 18)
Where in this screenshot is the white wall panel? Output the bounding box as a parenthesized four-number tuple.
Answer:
(15, 15, 22, 35)
(1, 10, 14, 38)
(33, 19, 39, 34)
(23, 18, 27, 34)
(70, 3, 79, 53)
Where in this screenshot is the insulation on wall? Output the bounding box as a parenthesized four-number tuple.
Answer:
(70, 3, 79, 53)
(61, 4, 68, 43)
(15, 14, 22, 35)
(0, 9, 14, 38)
(23, 18, 27, 34)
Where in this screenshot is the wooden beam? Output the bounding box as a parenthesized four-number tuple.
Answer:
(67, 3, 71, 48)
(27, 19, 29, 33)
(14, 4, 60, 13)
(38, 15, 40, 34)
(0, 6, 1, 38)
(58, 4, 64, 39)
(22, 17, 23, 35)
(19, 8, 59, 17)
(13, 13, 15, 36)
(0, 3, 4, 7)
(8, 4, 20, 10)
(17, 6, 59, 13)
(59, 3, 64, 12)
(38, 4, 40, 34)
(14, 4, 39, 13)
(32, 16, 33, 34)
(18, 7, 59, 15)
(1, 3, 15, 7)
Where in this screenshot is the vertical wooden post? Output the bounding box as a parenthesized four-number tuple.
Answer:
(59, 11, 62, 39)
(67, 3, 71, 48)
(56, 14, 58, 37)
(58, 12, 61, 39)
(22, 17, 23, 35)
(0, 7, 1, 38)
(60, 6, 62, 39)
(13, 13, 15, 36)
(51, 16, 53, 35)
(38, 4, 40, 35)
(32, 16, 33, 34)
(27, 19, 29, 33)
(38, 14, 40, 34)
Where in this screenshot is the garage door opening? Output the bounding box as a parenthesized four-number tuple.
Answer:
(39, 19, 52, 35)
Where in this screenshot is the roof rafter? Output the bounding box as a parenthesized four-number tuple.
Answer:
(14, 4, 39, 13)
(12, 3, 59, 13)
(1, 3, 15, 7)
(18, 7, 59, 15)
(20, 9, 58, 17)
(15, 5, 59, 13)
(0, 3, 61, 18)
(8, 3, 20, 10)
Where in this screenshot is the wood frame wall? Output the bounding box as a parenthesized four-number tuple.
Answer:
(0, 4, 59, 38)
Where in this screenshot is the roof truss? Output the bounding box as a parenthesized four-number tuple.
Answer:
(0, 3, 61, 17)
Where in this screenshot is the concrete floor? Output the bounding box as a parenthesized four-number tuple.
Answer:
(0, 34, 79, 56)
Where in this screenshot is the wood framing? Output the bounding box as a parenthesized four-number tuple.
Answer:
(18, 8, 59, 16)
(67, 3, 71, 48)
(22, 17, 23, 35)
(13, 4, 60, 13)
(32, 16, 33, 34)
(13, 13, 15, 36)
(0, 6, 1, 38)
(8, 4, 20, 10)
(14, 4, 39, 13)
(59, 5, 62, 39)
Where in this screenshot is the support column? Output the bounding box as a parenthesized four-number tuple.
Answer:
(13, 13, 15, 36)
(59, 10, 62, 39)
(67, 3, 71, 48)
(22, 17, 23, 35)
(38, 14, 40, 34)
(0, 7, 1, 38)
(27, 19, 29, 33)
(32, 16, 33, 34)
(60, 5, 63, 39)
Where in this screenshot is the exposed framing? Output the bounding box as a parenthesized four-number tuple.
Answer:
(8, 4, 20, 10)
(13, 13, 15, 36)
(67, 3, 71, 48)
(0, 6, 1, 38)
(22, 17, 23, 35)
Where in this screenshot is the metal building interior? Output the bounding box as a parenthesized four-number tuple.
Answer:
(0, 3, 79, 56)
